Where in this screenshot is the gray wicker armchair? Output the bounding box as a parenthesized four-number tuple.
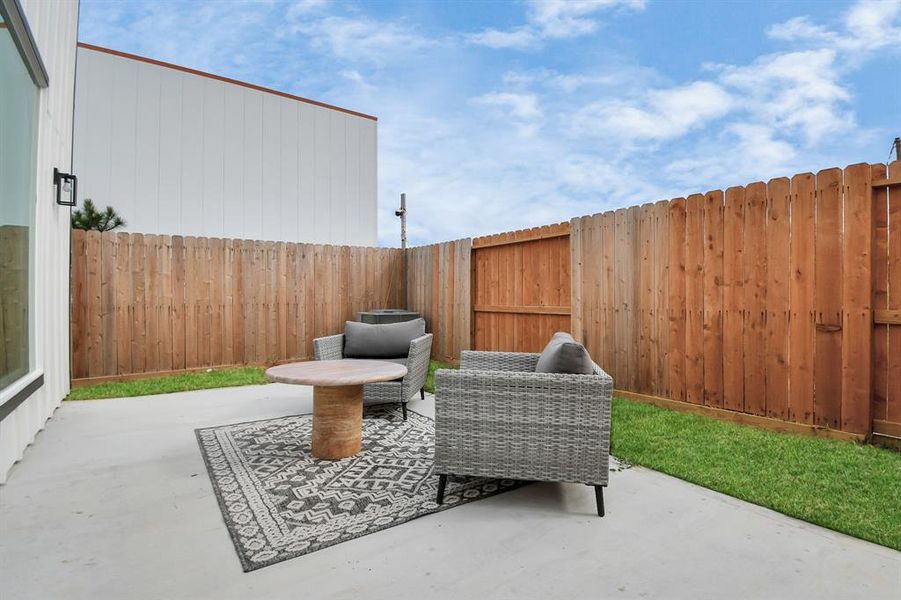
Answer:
(433, 350, 613, 516)
(313, 333, 433, 420)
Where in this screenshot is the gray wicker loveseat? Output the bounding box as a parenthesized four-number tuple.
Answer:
(433, 349, 613, 516)
(313, 326, 432, 421)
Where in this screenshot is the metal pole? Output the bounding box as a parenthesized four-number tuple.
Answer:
(894, 137, 901, 161)
(396, 193, 407, 250)
(396, 193, 407, 306)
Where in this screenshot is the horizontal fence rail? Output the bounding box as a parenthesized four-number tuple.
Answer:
(70, 231, 404, 380)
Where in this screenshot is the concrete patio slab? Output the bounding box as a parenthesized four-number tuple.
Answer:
(1, 384, 898, 600)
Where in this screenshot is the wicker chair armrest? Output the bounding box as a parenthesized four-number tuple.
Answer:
(401, 334, 433, 397)
(435, 368, 612, 410)
(460, 350, 540, 372)
(313, 334, 345, 361)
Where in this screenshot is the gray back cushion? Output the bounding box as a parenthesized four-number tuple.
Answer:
(344, 318, 426, 359)
(535, 332, 594, 375)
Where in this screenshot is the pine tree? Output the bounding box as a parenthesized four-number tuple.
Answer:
(71, 199, 127, 232)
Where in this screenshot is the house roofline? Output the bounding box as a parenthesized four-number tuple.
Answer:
(77, 42, 378, 122)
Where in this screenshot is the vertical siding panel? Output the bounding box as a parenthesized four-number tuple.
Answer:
(261, 95, 282, 241)
(179, 75, 202, 236)
(242, 91, 263, 240)
(202, 82, 226, 238)
(222, 86, 244, 239)
(133, 62, 162, 232)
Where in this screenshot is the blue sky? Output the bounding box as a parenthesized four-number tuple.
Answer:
(79, 0, 901, 246)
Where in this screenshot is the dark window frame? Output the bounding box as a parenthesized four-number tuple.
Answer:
(0, 0, 45, 422)
(0, 0, 48, 87)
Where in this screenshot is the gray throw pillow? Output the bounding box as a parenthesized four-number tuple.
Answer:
(343, 318, 426, 359)
(535, 332, 594, 375)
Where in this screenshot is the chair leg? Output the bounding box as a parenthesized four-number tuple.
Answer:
(420, 387, 425, 400)
(436, 474, 448, 505)
(401, 402, 408, 421)
(594, 485, 605, 517)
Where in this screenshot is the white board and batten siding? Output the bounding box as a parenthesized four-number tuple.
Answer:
(0, 0, 79, 483)
(73, 45, 378, 246)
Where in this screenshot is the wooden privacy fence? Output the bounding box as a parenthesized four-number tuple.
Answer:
(70, 231, 404, 380)
(571, 164, 878, 434)
(405, 239, 471, 363)
(471, 224, 572, 354)
(408, 161, 901, 437)
(69, 161, 900, 437)
(872, 161, 901, 439)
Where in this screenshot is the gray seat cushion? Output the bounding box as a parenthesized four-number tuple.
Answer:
(535, 332, 594, 375)
(343, 318, 426, 359)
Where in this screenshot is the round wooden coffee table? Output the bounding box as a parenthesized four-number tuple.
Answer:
(265, 360, 407, 460)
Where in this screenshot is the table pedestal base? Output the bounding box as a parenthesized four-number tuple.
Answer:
(312, 384, 363, 459)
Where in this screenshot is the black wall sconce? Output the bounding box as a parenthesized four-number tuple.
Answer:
(53, 167, 77, 206)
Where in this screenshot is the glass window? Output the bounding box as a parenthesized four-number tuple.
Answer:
(0, 19, 39, 390)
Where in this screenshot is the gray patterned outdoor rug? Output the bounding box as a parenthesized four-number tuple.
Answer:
(196, 405, 523, 571)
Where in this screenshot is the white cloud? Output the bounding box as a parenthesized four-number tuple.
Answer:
(766, 16, 836, 44)
(664, 124, 798, 188)
(573, 81, 734, 142)
(843, 0, 901, 51)
(468, 0, 646, 48)
(287, 0, 330, 19)
(767, 0, 901, 54)
(528, 0, 646, 38)
(467, 27, 536, 49)
(290, 15, 436, 64)
(502, 68, 636, 91)
(472, 92, 542, 120)
(714, 49, 852, 143)
(471, 92, 544, 136)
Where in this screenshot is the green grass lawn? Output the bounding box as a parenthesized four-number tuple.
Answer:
(612, 397, 901, 551)
(67, 367, 268, 401)
(424, 360, 455, 394)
